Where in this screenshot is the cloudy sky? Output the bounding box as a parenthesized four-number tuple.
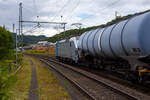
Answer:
(0, 0, 150, 37)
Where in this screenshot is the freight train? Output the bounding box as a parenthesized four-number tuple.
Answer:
(55, 11, 150, 83)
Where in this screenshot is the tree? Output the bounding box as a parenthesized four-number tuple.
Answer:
(0, 27, 14, 60)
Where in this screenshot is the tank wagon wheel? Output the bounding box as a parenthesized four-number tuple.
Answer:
(125, 72, 129, 80)
(124, 71, 134, 81)
(99, 65, 105, 70)
(87, 63, 92, 69)
(138, 72, 149, 85)
(94, 65, 100, 69)
(70, 60, 74, 65)
(138, 76, 144, 84)
(110, 66, 116, 71)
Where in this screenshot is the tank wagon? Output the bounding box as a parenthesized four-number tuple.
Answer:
(56, 12, 150, 83)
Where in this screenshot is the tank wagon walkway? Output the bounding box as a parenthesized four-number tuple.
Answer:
(28, 60, 39, 100)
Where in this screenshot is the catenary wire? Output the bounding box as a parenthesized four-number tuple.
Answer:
(63, 0, 81, 22)
(50, 0, 71, 22)
(79, 0, 122, 22)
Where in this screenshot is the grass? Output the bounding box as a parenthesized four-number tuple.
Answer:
(8, 55, 70, 100)
(24, 50, 56, 55)
(9, 56, 31, 100)
(0, 66, 16, 100)
(24, 50, 49, 55)
(64, 80, 70, 88)
(30, 57, 71, 100)
(0, 51, 23, 100)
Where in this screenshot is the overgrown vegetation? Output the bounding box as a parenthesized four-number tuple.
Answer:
(10, 56, 31, 100)
(0, 26, 18, 100)
(48, 9, 150, 43)
(0, 67, 16, 100)
(24, 50, 49, 55)
(24, 49, 56, 55)
(30, 57, 70, 100)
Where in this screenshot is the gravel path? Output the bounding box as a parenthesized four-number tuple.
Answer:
(28, 60, 39, 100)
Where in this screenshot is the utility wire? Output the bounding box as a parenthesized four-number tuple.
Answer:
(63, 0, 81, 22)
(33, 0, 38, 16)
(103, 0, 121, 9)
(50, 0, 71, 22)
(79, 0, 122, 22)
(23, 25, 38, 34)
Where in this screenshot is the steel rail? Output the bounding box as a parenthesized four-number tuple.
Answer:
(41, 58, 139, 100)
(40, 59, 96, 100)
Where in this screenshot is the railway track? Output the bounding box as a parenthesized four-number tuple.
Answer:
(40, 57, 150, 100)
(26, 54, 150, 100)
(41, 59, 95, 100)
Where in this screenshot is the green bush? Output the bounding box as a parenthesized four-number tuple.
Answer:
(0, 66, 16, 100)
(0, 27, 14, 60)
(0, 26, 17, 100)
